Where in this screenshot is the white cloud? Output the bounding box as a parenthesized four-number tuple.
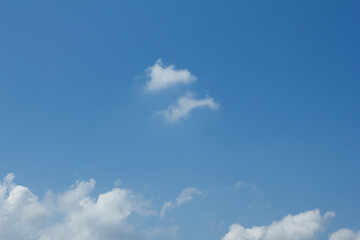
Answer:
(222, 209, 335, 240)
(160, 187, 202, 218)
(329, 229, 360, 240)
(235, 181, 258, 191)
(0, 173, 155, 240)
(145, 59, 196, 91)
(158, 92, 219, 123)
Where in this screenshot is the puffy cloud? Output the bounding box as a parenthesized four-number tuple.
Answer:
(145, 59, 196, 92)
(223, 225, 265, 240)
(0, 173, 50, 240)
(158, 92, 219, 123)
(222, 209, 335, 240)
(329, 229, 360, 240)
(0, 173, 155, 240)
(160, 187, 202, 218)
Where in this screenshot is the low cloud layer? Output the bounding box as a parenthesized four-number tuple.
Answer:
(160, 187, 202, 218)
(1, 174, 357, 240)
(222, 209, 335, 240)
(145, 59, 196, 92)
(158, 92, 219, 123)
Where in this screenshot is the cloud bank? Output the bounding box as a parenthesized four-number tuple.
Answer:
(145, 59, 196, 92)
(158, 92, 219, 123)
(160, 187, 202, 218)
(222, 209, 335, 240)
(1, 173, 356, 240)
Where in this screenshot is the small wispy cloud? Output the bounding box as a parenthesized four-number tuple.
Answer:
(235, 181, 258, 191)
(160, 187, 202, 218)
(145, 59, 196, 92)
(234, 181, 244, 189)
(158, 92, 219, 123)
(145, 226, 179, 239)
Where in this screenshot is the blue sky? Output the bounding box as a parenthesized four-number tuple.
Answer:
(0, 1, 359, 240)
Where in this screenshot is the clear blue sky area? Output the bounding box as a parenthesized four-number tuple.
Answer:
(0, 1, 359, 240)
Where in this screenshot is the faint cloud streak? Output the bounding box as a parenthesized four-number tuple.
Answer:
(160, 187, 202, 218)
(158, 92, 219, 123)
